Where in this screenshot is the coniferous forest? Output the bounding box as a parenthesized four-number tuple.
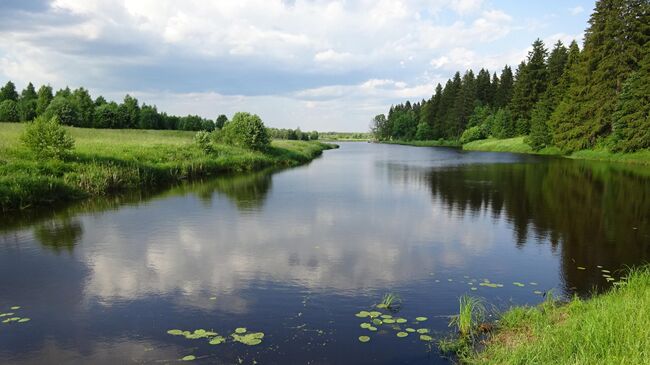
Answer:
(372, 0, 649, 153)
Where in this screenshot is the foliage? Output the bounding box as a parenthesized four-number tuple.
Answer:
(222, 112, 270, 150)
(460, 125, 485, 144)
(612, 50, 650, 152)
(215, 114, 228, 129)
(43, 95, 80, 127)
(0, 100, 20, 123)
(20, 116, 75, 159)
(193, 131, 213, 154)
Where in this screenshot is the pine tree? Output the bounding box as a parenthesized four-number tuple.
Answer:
(495, 65, 513, 108)
(0, 81, 19, 102)
(509, 39, 549, 134)
(551, 0, 649, 151)
(475, 68, 492, 105)
(612, 49, 649, 151)
(36, 85, 53, 116)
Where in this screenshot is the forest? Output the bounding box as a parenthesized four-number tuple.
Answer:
(372, 0, 649, 153)
(0, 82, 319, 140)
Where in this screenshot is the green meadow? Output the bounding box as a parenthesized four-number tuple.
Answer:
(0, 122, 335, 211)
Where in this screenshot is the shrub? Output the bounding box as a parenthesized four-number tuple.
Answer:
(0, 99, 20, 123)
(21, 116, 75, 159)
(222, 112, 270, 150)
(460, 125, 485, 144)
(193, 131, 213, 154)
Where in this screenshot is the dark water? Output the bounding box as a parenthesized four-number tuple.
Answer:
(1, 143, 649, 364)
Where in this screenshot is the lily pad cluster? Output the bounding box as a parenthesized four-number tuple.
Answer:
(1, 306, 30, 324)
(167, 327, 264, 346)
(354, 306, 433, 344)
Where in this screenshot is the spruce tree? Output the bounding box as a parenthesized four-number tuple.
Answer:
(509, 39, 549, 134)
(551, 0, 649, 151)
(0, 81, 19, 102)
(612, 49, 649, 152)
(495, 65, 513, 108)
(36, 85, 53, 116)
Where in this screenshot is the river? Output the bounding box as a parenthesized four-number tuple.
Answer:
(1, 142, 649, 364)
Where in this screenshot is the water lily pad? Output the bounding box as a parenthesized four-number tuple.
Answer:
(2, 319, 11, 323)
(18, 317, 31, 323)
(513, 282, 525, 287)
(416, 328, 429, 334)
(396, 332, 408, 338)
(376, 304, 387, 309)
(235, 327, 247, 334)
(181, 355, 196, 361)
(533, 290, 543, 295)
(209, 297, 217, 300)
(405, 328, 416, 333)
(383, 318, 395, 324)
(232, 332, 264, 346)
(368, 311, 382, 318)
(209, 336, 225, 345)
(529, 282, 538, 286)
(380, 314, 392, 319)
(419, 335, 433, 342)
(577, 266, 586, 270)
(601, 269, 611, 273)
(358, 335, 370, 343)
(355, 311, 370, 318)
(395, 318, 407, 324)
(167, 329, 184, 336)
(372, 319, 382, 325)
(0, 313, 14, 317)
(360, 323, 371, 329)
(447, 279, 453, 282)
(470, 287, 477, 291)
(415, 317, 428, 322)
(368, 326, 377, 331)
(10, 306, 20, 310)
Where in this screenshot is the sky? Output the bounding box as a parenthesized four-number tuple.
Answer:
(0, 0, 595, 132)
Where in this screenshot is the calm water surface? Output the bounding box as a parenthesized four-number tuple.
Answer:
(1, 143, 649, 364)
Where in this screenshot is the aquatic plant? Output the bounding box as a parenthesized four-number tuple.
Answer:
(449, 295, 485, 339)
(377, 292, 402, 311)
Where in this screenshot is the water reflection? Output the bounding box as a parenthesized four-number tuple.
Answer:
(33, 219, 83, 253)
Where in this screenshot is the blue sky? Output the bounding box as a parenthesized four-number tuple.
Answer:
(0, 0, 594, 131)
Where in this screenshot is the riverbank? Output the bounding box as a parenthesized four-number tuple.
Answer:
(0, 123, 336, 211)
(382, 139, 462, 148)
(463, 137, 650, 165)
(465, 266, 650, 364)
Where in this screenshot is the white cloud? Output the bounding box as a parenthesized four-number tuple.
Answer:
(569, 6, 584, 15)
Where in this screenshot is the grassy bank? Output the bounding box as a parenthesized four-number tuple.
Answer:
(464, 266, 650, 364)
(382, 139, 462, 148)
(0, 123, 336, 211)
(463, 137, 650, 164)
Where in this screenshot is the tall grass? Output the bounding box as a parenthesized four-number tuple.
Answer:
(468, 266, 650, 364)
(449, 295, 486, 339)
(0, 123, 335, 211)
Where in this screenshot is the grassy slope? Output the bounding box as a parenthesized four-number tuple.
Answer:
(462, 137, 650, 164)
(467, 267, 650, 364)
(0, 123, 335, 211)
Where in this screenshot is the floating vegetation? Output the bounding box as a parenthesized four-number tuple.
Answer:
(372, 319, 382, 325)
(380, 314, 392, 319)
(470, 287, 478, 291)
(415, 317, 428, 322)
(601, 269, 611, 274)
(209, 297, 217, 300)
(167, 326, 265, 348)
(368, 326, 377, 331)
(577, 266, 586, 270)
(383, 318, 396, 324)
(360, 323, 371, 329)
(512, 282, 525, 287)
(533, 290, 543, 295)
(1, 306, 29, 325)
(395, 318, 407, 324)
(530, 282, 538, 286)
(405, 328, 416, 333)
(417, 328, 429, 334)
(419, 335, 433, 342)
(369, 311, 381, 318)
(355, 311, 370, 318)
(358, 336, 370, 343)
(396, 332, 408, 338)
(181, 355, 196, 361)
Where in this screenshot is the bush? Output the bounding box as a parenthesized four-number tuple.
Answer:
(21, 116, 75, 159)
(222, 112, 270, 150)
(0, 100, 20, 123)
(193, 131, 213, 154)
(460, 125, 486, 144)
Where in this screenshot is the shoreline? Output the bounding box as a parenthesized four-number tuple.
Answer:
(460, 266, 650, 364)
(0, 123, 337, 212)
(381, 137, 650, 165)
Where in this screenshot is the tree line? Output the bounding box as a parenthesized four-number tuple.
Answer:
(372, 0, 649, 153)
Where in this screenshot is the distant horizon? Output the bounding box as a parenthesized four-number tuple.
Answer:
(0, 1, 593, 132)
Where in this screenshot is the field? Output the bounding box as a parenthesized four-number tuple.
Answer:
(0, 123, 335, 211)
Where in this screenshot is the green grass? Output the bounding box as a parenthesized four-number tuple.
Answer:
(382, 139, 462, 147)
(462, 137, 562, 155)
(0, 123, 336, 211)
(465, 266, 650, 364)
